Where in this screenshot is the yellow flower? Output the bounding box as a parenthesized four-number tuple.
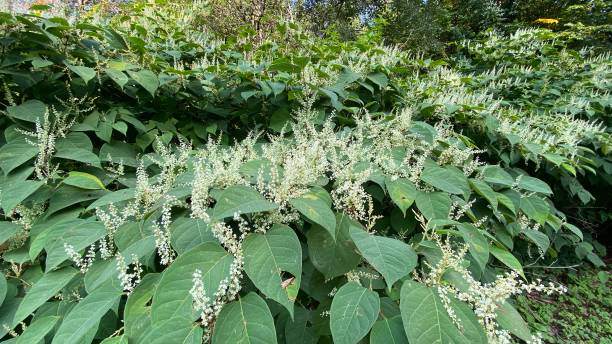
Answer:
(535, 18, 559, 24)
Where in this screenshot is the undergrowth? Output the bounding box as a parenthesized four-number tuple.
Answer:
(516, 267, 612, 343)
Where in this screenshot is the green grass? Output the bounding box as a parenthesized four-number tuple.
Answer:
(516, 267, 612, 343)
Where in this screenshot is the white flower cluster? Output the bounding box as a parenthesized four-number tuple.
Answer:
(190, 269, 212, 323)
(2, 203, 45, 249)
(189, 252, 244, 341)
(345, 269, 381, 284)
(115, 253, 142, 293)
(152, 196, 178, 266)
(418, 231, 566, 344)
(15, 95, 94, 181)
(64, 243, 96, 273)
(93, 139, 192, 264)
(188, 102, 482, 238)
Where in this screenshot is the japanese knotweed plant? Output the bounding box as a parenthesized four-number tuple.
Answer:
(0, 103, 575, 343)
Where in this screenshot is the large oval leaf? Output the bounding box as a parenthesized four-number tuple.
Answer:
(151, 242, 233, 324)
(211, 185, 278, 221)
(127, 70, 159, 96)
(137, 318, 203, 344)
(330, 282, 380, 344)
(350, 226, 417, 288)
(124, 274, 161, 343)
(457, 224, 489, 272)
(243, 224, 302, 316)
(496, 301, 532, 342)
(14, 267, 77, 324)
(386, 178, 417, 215)
(370, 316, 408, 344)
(289, 189, 336, 239)
(415, 191, 452, 220)
(16, 316, 59, 344)
(170, 217, 217, 254)
(421, 165, 468, 195)
(44, 220, 107, 272)
(51, 279, 123, 344)
(307, 214, 361, 279)
(490, 246, 525, 278)
(212, 292, 277, 344)
(6, 100, 46, 123)
(400, 280, 486, 344)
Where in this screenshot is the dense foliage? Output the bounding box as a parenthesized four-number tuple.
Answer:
(0, 2, 609, 344)
(515, 267, 611, 343)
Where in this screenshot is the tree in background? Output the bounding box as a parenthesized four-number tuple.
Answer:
(297, 0, 385, 39)
(380, 0, 503, 54)
(204, 0, 291, 43)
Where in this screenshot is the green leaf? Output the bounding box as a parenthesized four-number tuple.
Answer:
(63, 171, 105, 190)
(517, 175, 552, 195)
(451, 297, 488, 343)
(44, 220, 107, 271)
(0, 273, 6, 306)
(1, 179, 44, 214)
(86, 188, 135, 210)
(99, 142, 138, 167)
(330, 282, 380, 344)
(385, 178, 417, 215)
(400, 280, 486, 344)
(0, 140, 38, 174)
(367, 72, 388, 89)
(124, 273, 160, 343)
(307, 214, 361, 279)
(457, 224, 489, 271)
(522, 230, 550, 255)
(0, 297, 21, 338)
(490, 246, 524, 278)
(0, 222, 19, 246)
(497, 193, 516, 214)
(67, 65, 97, 84)
(84, 259, 117, 293)
(170, 217, 216, 254)
(415, 191, 452, 220)
(128, 70, 159, 96)
(350, 226, 417, 288)
(14, 267, 77, 324)
(212, 292, 277, 344)
(410, 122, 436, 143)
(51, 280, 123, 344)
(520, 195, 550, 224)
(100, 335, 128, 344)
(55, 133, 101, 167)
(105, 68, 129, 89)
(138, 319, 203, 344)
(211, 185, 278, 220)
(496, 301, 532, 342)
(289, 189, 336, 239)
(563, 222, 583, 240)
(469, 179, 498, 210)
(481, 166, 514, 186)
(284, 306, 318, 344)
(151, 242, 233, 324)
(30, 217, 81, 261)
(46, 185, 108, 217)
(370, 316, 408, 344)
(16, 316, 59, 344)
(6, 100, 46, 122)
(243, 224, 302, 316)
(421, 165, 468, 195)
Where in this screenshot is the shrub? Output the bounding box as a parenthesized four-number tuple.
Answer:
(0, 6, 607, 344)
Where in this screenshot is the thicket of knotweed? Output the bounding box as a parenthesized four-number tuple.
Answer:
(0, 3, 608, 344)
(399, 29, 611, 248)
